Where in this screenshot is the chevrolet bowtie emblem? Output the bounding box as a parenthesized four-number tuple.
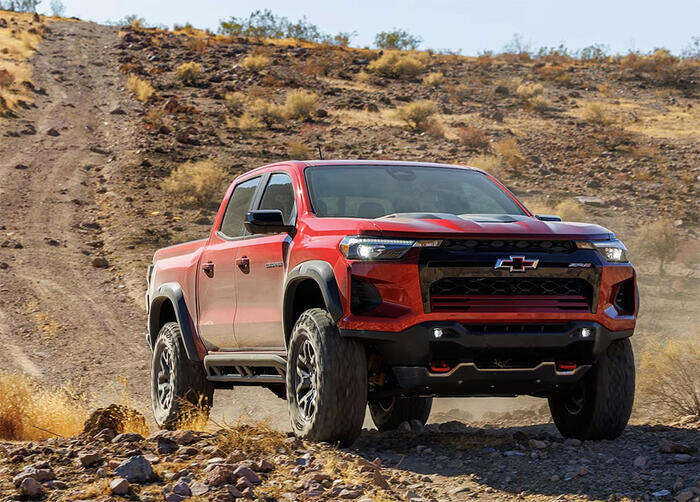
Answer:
(494, 256, 539, 272)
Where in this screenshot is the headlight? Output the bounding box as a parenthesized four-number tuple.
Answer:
(575, 239, 628, 263)
(339, 236, 442, 261)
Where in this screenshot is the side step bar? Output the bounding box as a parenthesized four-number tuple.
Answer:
(203, 353, 286, 384)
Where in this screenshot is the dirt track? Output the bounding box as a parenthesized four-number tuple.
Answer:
(0, 20, 148, 401)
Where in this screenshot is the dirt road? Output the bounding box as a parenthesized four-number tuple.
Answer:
(0, 20, 148, 401)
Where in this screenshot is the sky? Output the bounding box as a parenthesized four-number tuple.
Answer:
(41, 0, 699, 56)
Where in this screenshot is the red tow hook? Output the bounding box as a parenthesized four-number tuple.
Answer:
(556, 361, 577, 372)
(430, 361, 452, 373)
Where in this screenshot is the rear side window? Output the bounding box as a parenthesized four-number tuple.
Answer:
(219, 177, 260, 238)
(258, 173, 296, 225)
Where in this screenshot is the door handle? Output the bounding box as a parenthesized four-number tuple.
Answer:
(202, 261, 214, 278)
(236, 256, 250, 273)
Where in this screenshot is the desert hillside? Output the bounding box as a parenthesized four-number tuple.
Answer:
(0, 11, 698, 502)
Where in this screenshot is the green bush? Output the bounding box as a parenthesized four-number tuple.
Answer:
(374, 28, 422, 50)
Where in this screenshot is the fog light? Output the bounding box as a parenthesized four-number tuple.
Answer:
(432, 328, 444, 338)
(580, 327, 592, 338)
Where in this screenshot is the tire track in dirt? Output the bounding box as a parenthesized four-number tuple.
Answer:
(0, 20, 149, 403)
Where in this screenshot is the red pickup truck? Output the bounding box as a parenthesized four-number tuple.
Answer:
(146, 160, 637, 445)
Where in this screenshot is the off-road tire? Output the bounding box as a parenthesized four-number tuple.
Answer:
(151, 322, 214, 429)
(549, 338, 635, 440)
(286, 308, 367, 446)
(369, 397, 433, 431)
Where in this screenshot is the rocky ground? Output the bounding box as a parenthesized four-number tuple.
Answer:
(1, 411, 699, 502)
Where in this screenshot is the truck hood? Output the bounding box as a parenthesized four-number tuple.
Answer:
(358, 213, 614, 240)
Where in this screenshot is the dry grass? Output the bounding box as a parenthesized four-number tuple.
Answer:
(638, 337, 699, 418)
(423, 71, 445, 88)
(224, 91, 246, 115)
(162, 160, 230, 208)
(0, 372, 88, 440)
(249, 98, 287, 127)
(126, 74, 154, 102)
(582, 102, 613, 127)
(288, 139, 311, 158)
(216, 419, 291, 457)
(526, 198, 588, 222)
(284, 89, 318, 120)
(73, 480, 111, 500)
(241, 53, 271, 72)
(394, 100, 438, 131)
(175, 61, 203, 84)
(144, 107, 164, 128)
(368, 51, 426, 79)
(634, 218, 679, 274)
(457, 126, 489, 149)
(493, 138, 526, 169)
(516, 82, 548, 112)
(231, 111, 264, 131)
(467, 154, 503, 177)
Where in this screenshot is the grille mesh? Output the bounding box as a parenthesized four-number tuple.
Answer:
(443, 239, 575, 254)
(431, 277, 591, 297)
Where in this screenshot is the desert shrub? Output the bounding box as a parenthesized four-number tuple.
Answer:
(554, 200, 586, 222)
(423, 72, 445, 88)
(284, 89, 318, 120)
(233, 112, 263, 131)
(634, 218, 679, 274)
(241, 54, 270, 72)
(288, 139, 311, 158)
(536, 63, 572, 86)
(144, 107, 164, 128)
(249, 98, 286, 127)
(0, 372, 87, 440)
(394, 100, 437, 131)
(367, 52, 426, 79)
(638, 338, 699, 418)
(224, 91, 246, 115)
(493, 77, 522, 96)
(493, 138, 526, 169)
(582, 102, 612, 127)
(516, 82, 544, 101)
(49, 0, 65, 17)
(175, 62, 203, 85)
(467, 154, 503, 176)
(457, 126, 489, 149)
(162, 160, 230, 208)
(126, 74, 154, 102)
(374, 28, 422, 50)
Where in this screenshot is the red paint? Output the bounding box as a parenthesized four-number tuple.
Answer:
(148, 160, 637, 355)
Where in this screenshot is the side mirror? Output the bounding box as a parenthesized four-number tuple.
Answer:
(535, 214, 562, 222)
(244, 210, 295, 235)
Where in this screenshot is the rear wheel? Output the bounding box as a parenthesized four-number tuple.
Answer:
(549, 338, 635, 440)
(151, 322, 213, 429)
(369, 396, 433, 431)
(286, 308, 367, 446)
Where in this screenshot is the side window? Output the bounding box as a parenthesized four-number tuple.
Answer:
(258, 173, 296, 225)
(219, 177, 260, 238)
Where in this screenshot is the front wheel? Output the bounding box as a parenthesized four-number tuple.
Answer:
(286, 308, 367, 446)
(151, 322, 214, 429)
(369, 396, 433, 431)
(549, 338, 635, 440)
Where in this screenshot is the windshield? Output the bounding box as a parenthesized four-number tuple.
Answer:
(305, 165, 527, 218)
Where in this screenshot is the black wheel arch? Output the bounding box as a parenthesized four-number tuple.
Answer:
(148, 282, 200, 362)
(283, 260, 344, 347)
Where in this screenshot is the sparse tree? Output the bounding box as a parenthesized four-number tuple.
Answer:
(635, 218, 679, 275)
(49, 0, 64, 16)
(374, 28, 422, 50)
(502, 33, 532, 55)
(0, 0, 41, 12)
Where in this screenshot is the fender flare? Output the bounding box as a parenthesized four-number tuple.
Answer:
(148, 282, 200, 362)
(283, 260, 344, 342)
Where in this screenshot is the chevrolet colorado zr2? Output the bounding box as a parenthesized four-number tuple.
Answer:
(146, 161, 638, 445)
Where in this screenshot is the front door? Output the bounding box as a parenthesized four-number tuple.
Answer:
(233, 173, 296, 350)
(196, 176, 261, 350)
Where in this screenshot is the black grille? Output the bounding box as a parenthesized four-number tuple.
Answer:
(443, 239, 575, 254)
(431, 277, 592, 298)
(461, 323, 570, 335)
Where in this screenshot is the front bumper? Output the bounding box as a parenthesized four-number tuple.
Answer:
(341, 321, 633, 397)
